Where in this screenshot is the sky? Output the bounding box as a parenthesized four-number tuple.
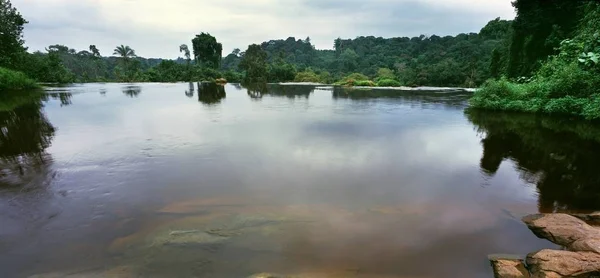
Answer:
(12, 0, 516, 59)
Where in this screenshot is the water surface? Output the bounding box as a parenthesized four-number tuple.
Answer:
(1, 83, 599, 277)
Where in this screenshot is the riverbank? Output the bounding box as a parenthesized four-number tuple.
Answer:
(490, 213, 600, 277)
(0, 67, 39, 91)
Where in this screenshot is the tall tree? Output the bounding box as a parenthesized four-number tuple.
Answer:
(113, 45, 137, 81)
(0, 0, 27, 68)
(179, 44, 191, 62)
(507, 0, 583, 77)
(113, 45, 136, 60)
(239, 44, 268, 83)
(89, 45, 100, 58)
(191, 33, 222, 69)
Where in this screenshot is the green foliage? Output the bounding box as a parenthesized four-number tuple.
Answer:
(146, 60, 186, 82)
(239, 44, 268, 83)
(335, 73, 372, 86)
(222, 70, 243, 83)
(192, 33, 223, 69)
(471, 2, 600, 120)
(268, 61, 297, 83)
(376, 79, 402, 87)
(0, 0, 27, 69)
(0, 67, 38, 90)
(294, 69, 322, 83)
(506, 0, 584, 78)
(194, 67, 223, 82)
(354, 80, 376, 87)
(375, 68, 396, 81)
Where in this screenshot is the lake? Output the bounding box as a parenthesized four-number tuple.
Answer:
(1, 83, 599, 277)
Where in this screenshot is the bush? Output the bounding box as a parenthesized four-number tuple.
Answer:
(354, 80, 376, 87)
(335, 73, 372, 86)
(294, 70, 322, 83)
(223, 70, 243, 83)
(0, 67, 39, 90)
(376, 79, 402, 87)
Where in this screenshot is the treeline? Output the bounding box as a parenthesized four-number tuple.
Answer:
(471, 0, 600, 120)
(2, 0, 514, 89)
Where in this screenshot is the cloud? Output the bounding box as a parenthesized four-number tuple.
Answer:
(11, 0, 515, 58)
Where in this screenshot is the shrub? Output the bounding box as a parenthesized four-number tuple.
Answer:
(376, 79, 402, 87)
(0, 67, 39, 90)
(354, 80, 376, 87)
(294, 70, 322, 83)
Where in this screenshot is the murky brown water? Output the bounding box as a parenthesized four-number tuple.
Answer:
(1, 83, 599, 277)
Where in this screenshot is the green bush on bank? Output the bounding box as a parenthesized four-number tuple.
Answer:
(376, 79, 402, 87)
(470, 3, 600, 120)
(0, 67, 39, 90)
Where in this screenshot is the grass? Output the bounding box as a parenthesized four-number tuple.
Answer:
(0, 67, 40, 90)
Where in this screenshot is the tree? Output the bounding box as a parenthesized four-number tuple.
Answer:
(179, 44, 191, 62)
(89, 45, 100, 58)
(490, 49, 501, 79)
(113, 45, 136, 60)
(0, 0, 27, 68)
(191, 33, 223, 69)
(376, 68, 396, 81)
(113, 45, 138, 81)
(239, 44, 268, 83)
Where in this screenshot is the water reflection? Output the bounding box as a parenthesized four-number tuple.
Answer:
(122, 85, 142, 98)
(467, 109, 600, 213)
(197, 82, 226, 105)
(45, 93, 73, 107)
(185, 82, 194, 98)
(332, 86, 471, 107)
(244, 83, 314, 99)
(0, 94, 55, 188)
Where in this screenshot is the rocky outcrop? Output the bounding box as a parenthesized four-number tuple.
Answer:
(489, 255, 530, 278)
(526, 249, 600, 278)
(491, 213, 600, 278)
(522, 214, 600, 254)
(571, 212, 600, 226)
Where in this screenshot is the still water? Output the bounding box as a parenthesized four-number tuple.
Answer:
(1, 83, 599, 277)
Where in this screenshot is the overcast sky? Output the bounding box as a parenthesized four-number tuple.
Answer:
(12, 0, 515, 59)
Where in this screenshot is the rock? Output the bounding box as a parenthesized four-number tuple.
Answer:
(489, 254, 530, 278)
(571, 212, 600, 226)
(522, 214, 600, 253)
(526, 249, 600, 278)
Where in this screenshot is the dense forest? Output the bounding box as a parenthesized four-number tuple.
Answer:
(2, 0, 599, 113)
(1, 0, 513, 89)
(471, 0, 600, 120)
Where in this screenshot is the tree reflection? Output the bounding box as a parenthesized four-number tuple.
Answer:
(332, 86, 470, 107)
(197, 82, 226, 105)
(244, 83, 268, 100)
(0, 94, 56, 188)
(466, 109, 600, 213)
(46, 92, 73, 106)
(122, 85, 142, 98)
(243, 83, 314, 100)
(185, 82, 195, 98)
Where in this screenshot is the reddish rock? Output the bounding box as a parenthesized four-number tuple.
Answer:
(526, 249, 600, 278)
(489, 254, 531, 278)
(522, 214, 600, 254)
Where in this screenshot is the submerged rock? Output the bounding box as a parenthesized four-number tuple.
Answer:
(488, 254, 530, 278)
(526, 249, 600, 278)
(522, 214, 600, 254)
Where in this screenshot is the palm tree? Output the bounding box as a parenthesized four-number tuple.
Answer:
(113, 45, 136, 61)
(113, 45, 137, 81)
